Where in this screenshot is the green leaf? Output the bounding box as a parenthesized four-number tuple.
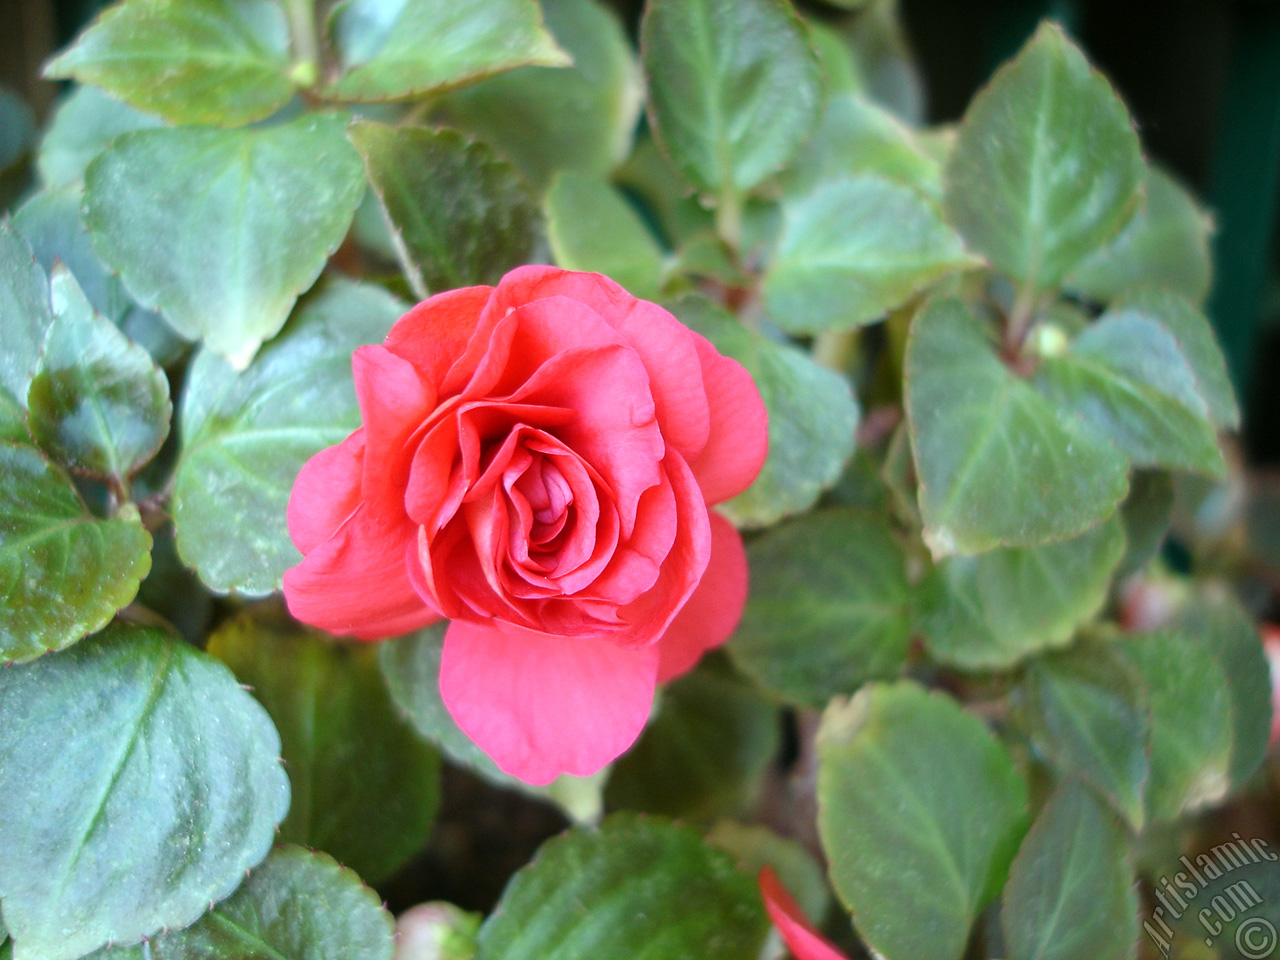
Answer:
(906, 297, 1129, 556)
(46, 0, 295, 127)
(1015, 644, 1150, 831)
(672, 295, 858, 527)
(1001, 781, 1138, 960)
(817, 681, 1028, 960)
(36, 85, 164, 190)
(436, 0, 642, 190)
(784, 95, 941, 200)
(545, 172, 663, 300)
(605, 658, 780, 818)
(917, 516, 1126, 670)
(208, 614, 441, 884)
(1120, 630, 1234, 823)
(349, 121, 543, 299)
(379, 624, 510, 783)
(641, 0, 822, 197)
(13, 189, 187, 367)
(1174, 597, 1272, 792)
(87, 846, 395, 960)
(1116, 469, 1174, 578)
(0, 221, 53, 436)
(1116, 287, 1239, 429)
(706, 820, 830, 921)
(1067, 166, 1214, 306)
(84, 114, 366, 367)
(475, 814, 768, 960)
(328, 0, 568, 102)
(943, 22, 1142, 291)
(765, 174, 978, 334)
(0, 87, 33, 174)
(805, 20, 865, 98)
(614, 134, 716, 247)
(0, 622, 289, 960)
(27, 267, 170, 481)
(0, 443, 151, 662)
(729, 509, 909, 706)
(1035, 307, 1226, 475)
(172, 278, 405, 595)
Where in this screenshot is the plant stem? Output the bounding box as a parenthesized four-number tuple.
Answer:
(813, 329, 858, 373)
(1003, 283, 1040, 360)
(283, 0, 320, 82)
(714, 186, 743, 254)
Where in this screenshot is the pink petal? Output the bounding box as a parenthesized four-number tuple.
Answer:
(288, 431, 364, 555)
(759, 867, 849, 960)
(687, 336, 769, 505)
(282, 504, 439, 640)
(440, 620, 659, 783)
(383, 285, 493, 390)
(505, 339, 663, 540)
(656, 511, 748, 683)
(610, 451, 712, 649)
(353, 345, 438, 519)
(483, 267, 712, 463)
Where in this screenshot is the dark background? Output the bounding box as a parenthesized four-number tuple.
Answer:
(4, 0, 1278, 460)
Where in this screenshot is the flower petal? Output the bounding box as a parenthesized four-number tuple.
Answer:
(759, 867, 849, 960)
(687, 336, 769, 505)
(282, 504, 439, 640)
(611, 451, 712, 649)
(383, 284, 493, 390)
(484, 267, 713, 462)
(288, 430, 364, 555)
(656, 511, 748, 683)
(353, 344, 437, 519)
(440, 620, 659, 783)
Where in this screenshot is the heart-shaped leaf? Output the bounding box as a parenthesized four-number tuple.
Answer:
(328, 0, 568, 101)
(641, 0, 821, 199)
(905, 297, 1128, 556)
(730, 509, 910, 705)
(944, 23, 1142, 291)
(1001, 781, 1138, 960)
(475, 815, 768, 960)
(436, 0, 642, 190)
(36, 85, 164, 191)
(1066, 166, 1214, 306)
(208, 613, 441, 883)
(546, 172, 664, 300)
(85, 846, 395, 960)
(0, 221, 53, 439)
(917, 516, 1125, 669)
(1036, 308, 1225, 475)
(0, 443, 151, 662)
(349, 122, 543, 299)
(765, 174, 978, 334)
(784, 95, 942, 201)
(27, 267, 170, 482)
(172, 278, 405, 595)
(46, 0, 295, 127)
(605, 658, 780, 818)
(84, 114, 365, 367)
(817, 681, 1028, 960)
(15, 189, 187, 367)
(0, 622, 289, 960)
(1015, 644, 1151, 830)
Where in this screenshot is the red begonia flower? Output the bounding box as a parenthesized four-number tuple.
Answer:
(282, 267, 767, 783)
(759, 867, 849, 960)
